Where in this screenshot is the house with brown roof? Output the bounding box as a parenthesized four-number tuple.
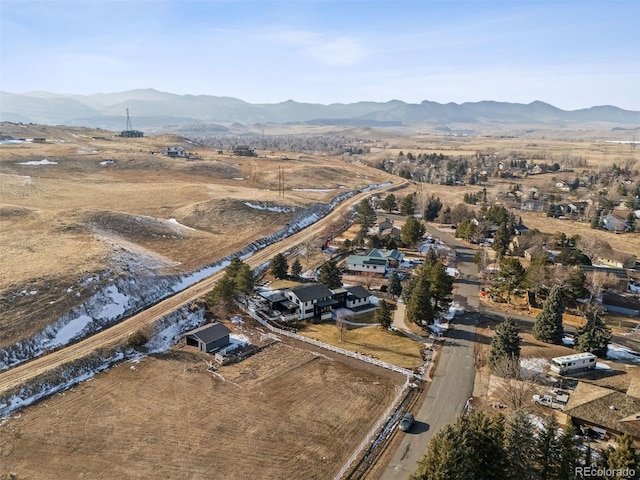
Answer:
(595, 250, 637, 269)
(563, 381, 640, 446)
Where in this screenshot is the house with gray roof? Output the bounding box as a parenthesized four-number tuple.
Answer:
(184, 322, 231, 353)
(285, 283, 337, 321)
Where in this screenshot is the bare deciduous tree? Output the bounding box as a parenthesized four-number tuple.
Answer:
(492, 357, 543, 412)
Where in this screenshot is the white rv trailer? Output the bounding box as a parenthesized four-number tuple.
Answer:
(550, 353, 597, 375)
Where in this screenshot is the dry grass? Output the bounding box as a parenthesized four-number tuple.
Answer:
(299, 322, 422, 369)
(0, 341, 401, 479)
(0, 124, 396, 344)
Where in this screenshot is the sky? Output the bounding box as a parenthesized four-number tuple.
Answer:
(1, 0, 639, 110)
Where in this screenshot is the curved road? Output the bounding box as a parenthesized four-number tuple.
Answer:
(0, 182, 405, 396)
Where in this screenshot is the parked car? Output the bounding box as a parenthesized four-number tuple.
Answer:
(399, 413, 414, 432)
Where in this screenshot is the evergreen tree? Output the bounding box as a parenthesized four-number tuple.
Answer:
(318, 260, 342, 289)
(400, 193, 417, 216)
(534, 415, 562, 480)
(424, 195, 443, 221)
(411, 424, 462, 480)
(290, 258, 302, 279)
(380, 194, 398, 213)
(375, 299, 392, 329)
(412, 412, 507, 480)
(575, 311, 612, 358)
(406, 276, 434, 327)
(401, 217, 426, 247)
(356, 198, 376, 229)
(234, 262, 255, 299)
(601, 434, 639, 475)
(557, 424, 580, 480)
(492, 222, 512, 259)
(269, 253, 288, 279)
(423, 261, 454, 315)
(488, 317, 522, 373)
(388, 270, 402, 299)
(533, 285, 565, 344)
(494, 256, 526, 303)
(504, 410, 536, 480)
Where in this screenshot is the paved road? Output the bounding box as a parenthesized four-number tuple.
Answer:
(380, 224, 479, 479)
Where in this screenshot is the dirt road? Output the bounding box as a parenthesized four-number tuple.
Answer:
(0, 182, 404, 396)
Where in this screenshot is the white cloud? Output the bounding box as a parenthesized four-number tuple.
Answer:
(269, 29, 369, 66)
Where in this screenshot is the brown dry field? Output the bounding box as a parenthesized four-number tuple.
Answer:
(1, 122, 638, 345)
(0, 339, 402, 480)
(0, 124, 395, 345)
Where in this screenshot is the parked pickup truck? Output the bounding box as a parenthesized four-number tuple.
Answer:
(533, 394, 566, 410)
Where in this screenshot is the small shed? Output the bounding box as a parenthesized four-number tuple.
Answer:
(184, 322, 231, 353)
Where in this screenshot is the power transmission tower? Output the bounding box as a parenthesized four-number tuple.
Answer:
(126, 108, 133, 131)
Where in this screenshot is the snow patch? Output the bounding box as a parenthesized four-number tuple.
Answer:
(45, 315, 93, 348)
(17, 158, 57, 165)
(292, 188, 334, 192)
(607, 344, 640, 364)
(243, 201, 295, 213)
(520, 357, 549, 376)
(167, 218, 195, 231)
(218, 334, 250, 355)
(562, 336, 575, 346)
(445, 267, 459, 277)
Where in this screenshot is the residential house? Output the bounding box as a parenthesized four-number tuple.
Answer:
(164, 146, 187, 158)
(377, 218, 394, 234)
(380, 226, 402, 241)
(285, 283, 337, 322)
(331, 285, 374, 310)
(563, 381, 640, 447)
(580, 265, 629, 292)
(521, 199, 546, 212)
(233, 145, 255, 157)
(183, 322, 231, 353)
(602, 293, 640, 317)
(594, 250, 637, 269)
(347, 248, 404, 274)
(603, 214, 630, 233)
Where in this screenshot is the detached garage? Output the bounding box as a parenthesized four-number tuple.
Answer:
(184, 323, 231, 353)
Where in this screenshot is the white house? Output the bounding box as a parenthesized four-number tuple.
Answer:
(164, 146, 187, 158)
(346, 249, 404, 274)
(344, 285, 372, 309)
(284, 283, 336, 321)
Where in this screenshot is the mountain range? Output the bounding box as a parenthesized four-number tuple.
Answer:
(1, 89, 638, 130)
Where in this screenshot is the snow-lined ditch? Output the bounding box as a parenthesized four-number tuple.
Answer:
(0, 307, 204, 417)
(1, 183, 389, 370)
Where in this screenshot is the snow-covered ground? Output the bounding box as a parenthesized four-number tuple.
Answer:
(17, 158, 57, 165)
(218, 334, 251, 355)
(562, 336, 575, 346)
(446, 267, 460, 277)
(243, 202, 295, 213)
(167, 218, 195, 230)
(607, 344, 640, 364)
(292, 188, 334, 192)
(520, 357, 549, 377)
